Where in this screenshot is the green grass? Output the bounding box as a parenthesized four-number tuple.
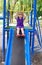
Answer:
(39, 20, 42, 27)
(0, 21, 3, 25)
(40, 22, 42, 27)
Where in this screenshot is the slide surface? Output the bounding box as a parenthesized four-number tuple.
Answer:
(10, 30, 25, 65)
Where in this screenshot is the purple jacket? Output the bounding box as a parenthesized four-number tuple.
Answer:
(16, 17, 24, 28)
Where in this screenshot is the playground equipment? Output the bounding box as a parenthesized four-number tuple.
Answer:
(5, 28, 31, 65)
(0, 0, 42, 65)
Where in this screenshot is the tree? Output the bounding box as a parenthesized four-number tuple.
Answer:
(37, 0, 42, 17)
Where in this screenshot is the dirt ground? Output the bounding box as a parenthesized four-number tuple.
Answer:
(31, 52, 42, 65)
(0, 50, 42, 65)
(0, 50, 3, 65)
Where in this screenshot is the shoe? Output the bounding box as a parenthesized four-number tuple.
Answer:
(16, 34, 20, 37)
(21, 34, 25, 37)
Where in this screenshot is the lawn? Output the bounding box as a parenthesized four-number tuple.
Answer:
(0, 21, 3, 26)
(39, 19, 42, 27)
(0, 0, 3, 13)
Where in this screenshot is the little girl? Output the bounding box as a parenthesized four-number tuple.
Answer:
(15, 12, 26, 37)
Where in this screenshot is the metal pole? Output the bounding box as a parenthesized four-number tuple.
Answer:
(7, 11, 9, 44)
(7, 0, 10, 44)
(30, 11, 32, 46)
(30, 0, 33, 46)
(25, 29, 31, 65)
(32, 0, 36, 53)
(3, 0, 6, 61)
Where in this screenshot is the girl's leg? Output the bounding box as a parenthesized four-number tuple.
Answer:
(16, 27, 20, 35)
(21, 28, 25, 36)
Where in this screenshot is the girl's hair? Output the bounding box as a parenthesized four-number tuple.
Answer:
(17, 12, 23, 16)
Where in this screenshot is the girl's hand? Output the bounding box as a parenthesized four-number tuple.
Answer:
(23, 14, 26, 20)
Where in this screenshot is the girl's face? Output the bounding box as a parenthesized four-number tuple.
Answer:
(18, 14, 23, 18)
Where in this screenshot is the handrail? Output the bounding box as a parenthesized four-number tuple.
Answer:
(5, 28, 14, 65)
(36, 19, 42, 47)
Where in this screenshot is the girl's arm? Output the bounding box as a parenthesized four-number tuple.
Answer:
(14, 13, 18, 19)
(23, 14, 26, 20)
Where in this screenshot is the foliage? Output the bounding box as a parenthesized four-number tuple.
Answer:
(9, 0, 31, 13)
(37, 0, 42, 17)
(0, 0, 42, 17)
(0, 0, 3, 13)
